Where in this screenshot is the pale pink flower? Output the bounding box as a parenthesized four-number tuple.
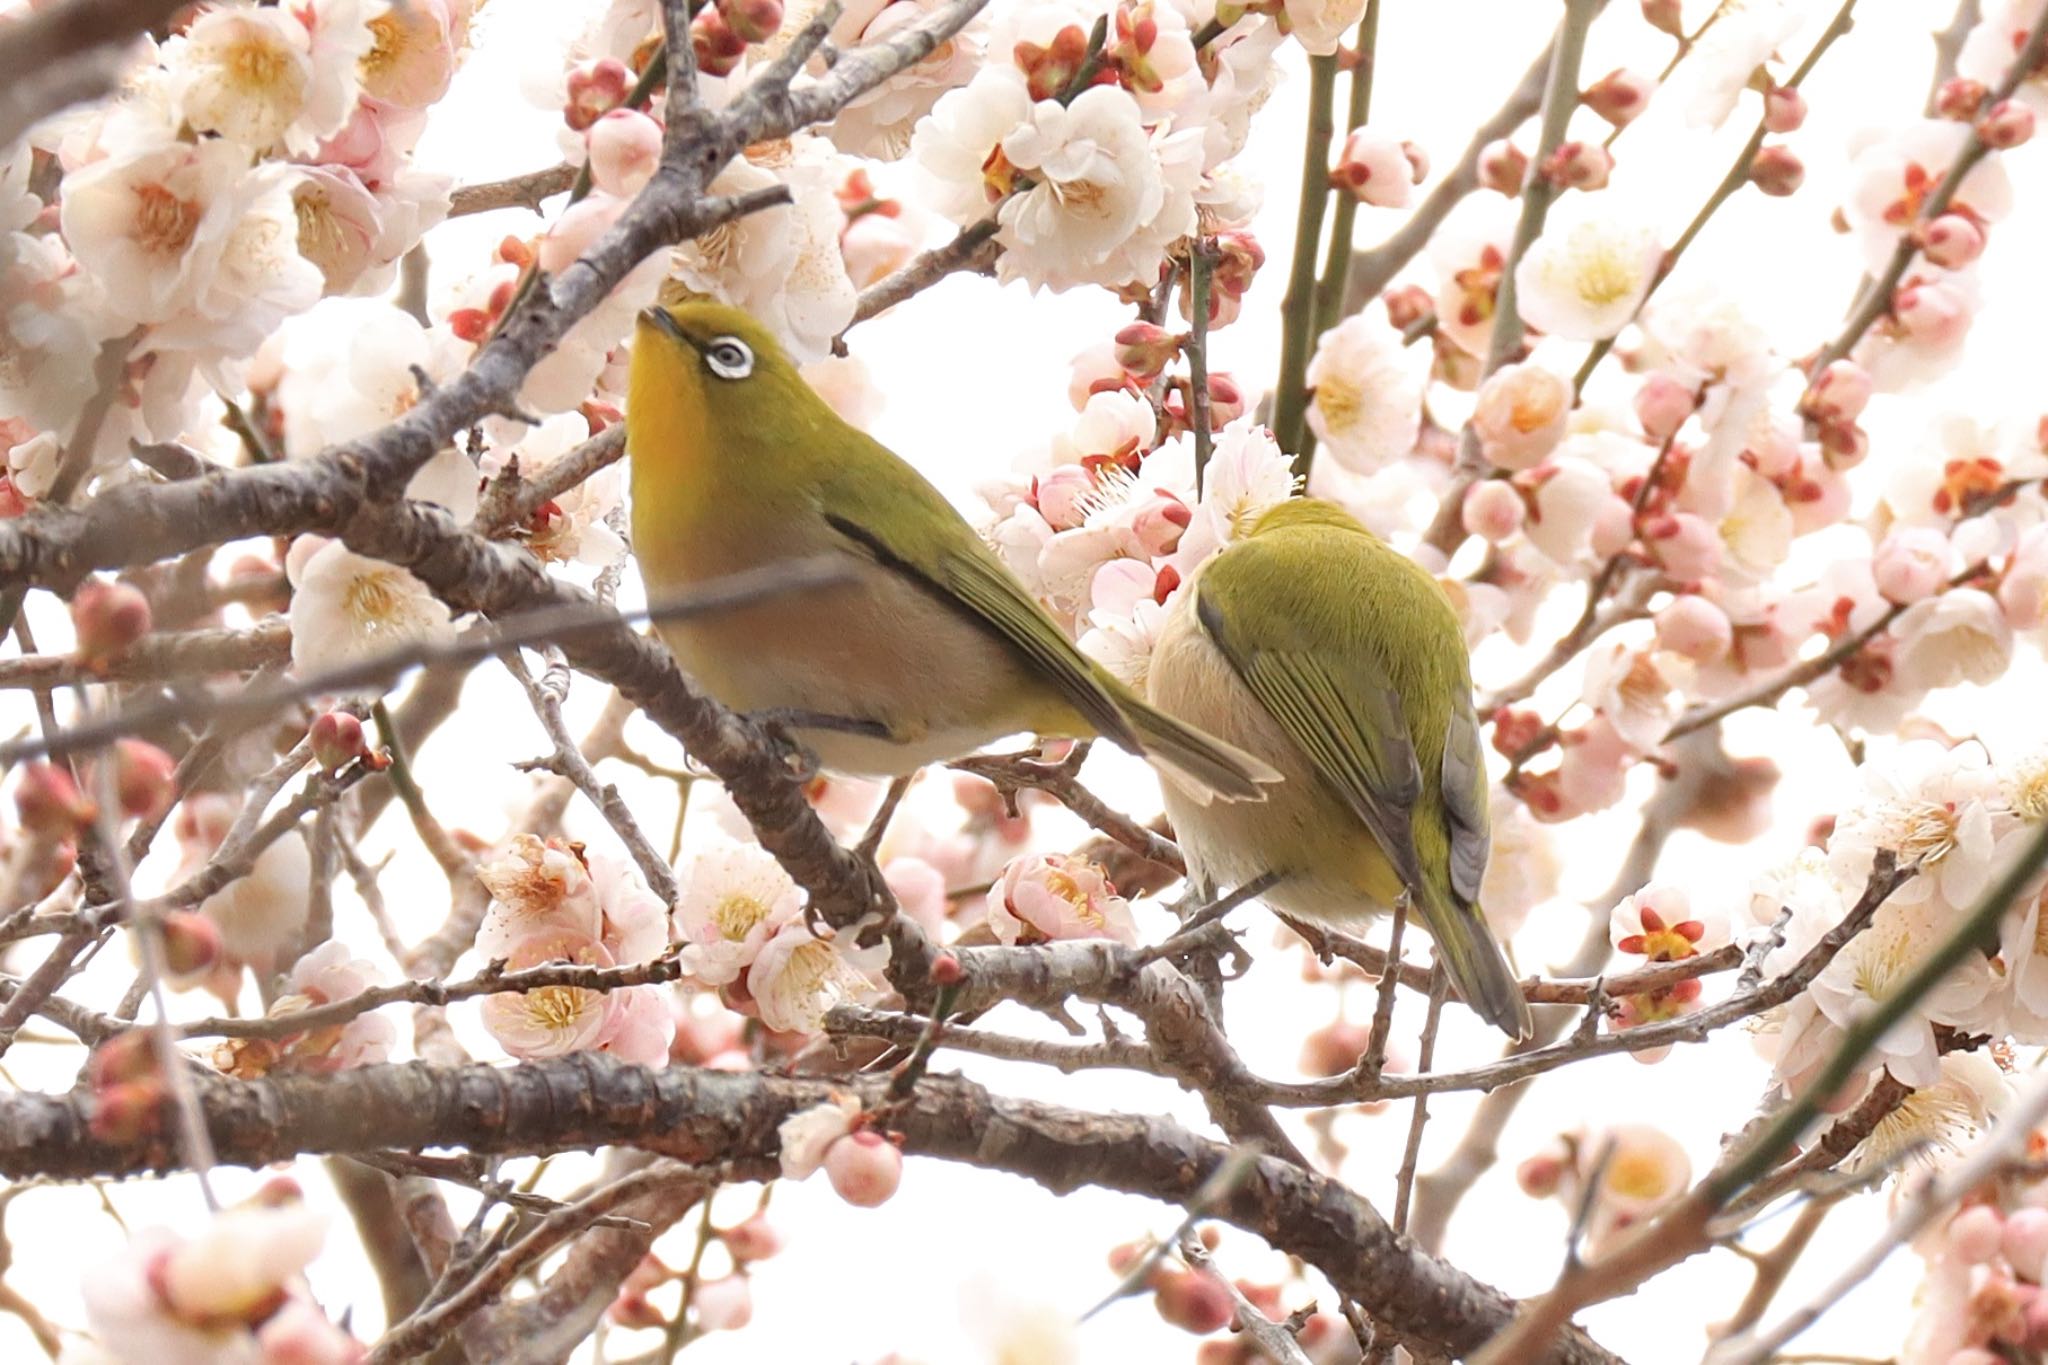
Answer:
(824, 0, 981, 157)
(748, 920, 881, 1034)
(1671, 0, 1800, 128)
(1553, 714, 1634, 816)
(675, 840, 802, 986)
(1643, 511, 1722, 582)
(1579, 1125, 1691, 1258)
(286, 541, 457, 679)
(595, 984, 676, 1066)
(357, 0, 468, 108)
(1581, 644, 1687, 754)
(1655, 594, 1732, 662)
(909, 67, 1034, 225)
(1080, 594, 1168, 693)
(480, 929, 620, 1059)
(1832, 740, 2002, 912)
(167, 7, 316, 151)
(826, 1129, 904, 1206)
(1471, 363, 1570, 471)
(1462, 479, 1526, 543)
(587, 108, 661, 197)
(1893, 588, 2014, 691)
(1521, 457, 1612, 566)
(840, 208, 919, 288)
(1479, 795, 1560, 939)
(254, 1297, 363, 1363)
(986, 851, 1136, 945)
(288, 166, 382, 294)
(2000, 526, 2048, 629)
(1845, 120, 2012, 268)
(1875, 527, 1954, 604)
(592, 853, 670, 965)
(1304, 314, 1425, 473)
(1054, 389, 1158, 471)
(1428, 194, 1517, 358)
(475, 834, 604, 958)
(777, 1094, 860, 1178)
(883, 856, 949, 936)
(1283, 0, 1367, 56)
(157, 1202, 328, 1325)
(692, 1274, 755, 1332)
(1330, 128, 1421, 209)
(1810, 900, 1993, 1087)
(1176, 419, 1298, 565)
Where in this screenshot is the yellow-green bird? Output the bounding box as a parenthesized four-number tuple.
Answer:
(625, 299, 1277, 802)
(1146, 499, 1533, 1039)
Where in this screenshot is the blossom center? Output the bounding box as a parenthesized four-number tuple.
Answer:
(1569, 246, 1641, 308)
(713, 893, 771, 942)
(133, 183, 202, 257)
(344, 569, 409, 633)
(525, 985, 595, 1031)
(1314, 375, 1362, 436)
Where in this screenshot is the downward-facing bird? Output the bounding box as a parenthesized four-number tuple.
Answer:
(626, 299, 1277, 802)
(1145, 499, 1533, 1039)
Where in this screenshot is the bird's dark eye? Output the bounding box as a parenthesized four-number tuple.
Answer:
(705, 336, 754, 380)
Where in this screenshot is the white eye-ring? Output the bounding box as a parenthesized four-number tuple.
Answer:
(704, 335, 754, 380)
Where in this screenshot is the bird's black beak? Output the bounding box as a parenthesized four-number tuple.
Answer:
(639, 306, 694, 349)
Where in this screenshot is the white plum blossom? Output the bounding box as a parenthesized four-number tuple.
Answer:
(480, 929, 620, 1059)
(480, 412, 627, 567)
(748, 919, 882, 1033)
(1831, 740, 2003, 913)
(287, 539, 457, 679)
(1174, 418, 1298, 567)
(1845, 120, 2014, 270)
(1513, 207, 1661, 342)
(677, 839, 805, 985)
(1304, 313, 1425, 473)
(824, 0, 983, 157)
(1893, 588, 2015, 691)
(778, 1093, 860, 1178)
(1672, 0, 1802, 129)
(1283, 0, 1367, 57)
(1847, 1050, 2008, 1172)
(1807, 898, 1995, 1088)
(198, 828, 313, 963)
(910, 67, 1035, 225)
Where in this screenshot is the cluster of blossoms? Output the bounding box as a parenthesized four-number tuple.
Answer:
(1517, 1122, 1693, 1260)
(1906, 1171, 2048, 1365)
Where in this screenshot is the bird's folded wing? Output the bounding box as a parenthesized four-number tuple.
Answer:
(1438, 697, 1491, 904)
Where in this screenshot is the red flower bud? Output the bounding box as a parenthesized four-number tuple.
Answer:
(1639, 0, 1683, 37)
(1542, 140, 1613, 191)
(16, 762, 96, 839)
(1980, 99, 2036, 149)
(1582, 68, 1655, 127)
(564, 57, 631, 132)
(89, 1079, 168, 1144)
(716, 0, 783, 45)
(1016, 24, 1092, 102)
(1114, 322, 1179, 380)
(692, 7, 749, 78)
(1934, 77, 1989, 122)
(1747, 144, 1805, 196)
(1762, 83, 1807, 133)
(160, 910, 223, 979)
(71, 577, 152, 669)
(1154, 1269, 1235, 1335)
(1922, 212, 1986, 267)
(110, 739, 177, 822)
(1478, 139, 1527, 196)
(89, 1029, 162, 1090)
(310, 711, 370, 772)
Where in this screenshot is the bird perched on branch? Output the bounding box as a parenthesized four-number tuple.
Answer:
(1145, 498, 1533, 1039)
(625, 298, 1277, 802)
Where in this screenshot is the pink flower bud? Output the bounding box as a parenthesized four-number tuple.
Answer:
(716, 0, 784, 43)
(1590, 496, 1636, 559)
(1154, 1269, 1235, 1335)
(564, 58, 631, 131)
(1517, 1150, 1567, 1198)
(310, 711, 369, 771)
(824, 1130, 902, 1207)
(89, 1028, 161, 1089)
(1210, 231, 1265, 299)
(1128, 494, 1191, 556)
(586, 109, 662, 198)
(1644, 512, 1721, 582)
(1748, 145, 1804, 196)
(89, 1079, 167, 1144)
(1462, 479, 1526, 543)
(539, 193, 627, 274)
(1655, 595, 1732, 662)
(71, 577, 152, 668)
(1634, 372, 1697, 441)
(1016, 24, 1091, 102)
(1981, 99, 2035, 149)
(609, 1292, 664, 1329)
(930, 949, 964, 986)
(1948, 1204, 2006, 1264)
(1205, 373, 1244, 428)
(692, 6, 748, 77)
(1297, 1018, 1371, 1077)
(1582, 69, 1655, 127)
(1639, 0, 1682, 37)
(1114, 322, 1179, 380)
(111, 739, 177, 821)
(722, 1212, 784, 1262)
(1762, 84, 1807, 133)
(1802, 359, 1872, 423)
(692, 1274, 754, 1332)
(1478, 139, 1528, 196)
(1819, 420, 1868, 468)
(1472, 363, 1570, 470)
(1922, 212, 1987, 268)
(839, 211, 917, 290)
(2005, 1207, 2048, 1282)
(1383, 283, 1433, 332)
(1331, 129, 1425, 209)
(1032, 465, 1096, 530)
(1873, 527, 1950, 604)
(161, 910, 223, 980)
(16, 762, 96, 839)
(1543, 141, 1613, 191)
(1895, 278, 1971, 344)
(1936, 77, 1989, 121)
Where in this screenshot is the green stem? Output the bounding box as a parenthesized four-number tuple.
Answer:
(1572, 0, 1858, 394)
(1710, 819, 2048, 1204)
(1310, 1, 1380, 342)
(1187, 243, 1215, 496)
(1271, 53, 1340, 472)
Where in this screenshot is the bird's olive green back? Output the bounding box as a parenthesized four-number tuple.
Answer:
(1195, 499, 1491, 909)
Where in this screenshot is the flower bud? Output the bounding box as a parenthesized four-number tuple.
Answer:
(1948, 1205, 2005, 1264)
(1478, 139, 1528, 195)
(89, 1079, 168, 1144)
(161, 910, 224, 980)
(90, 1029, 162, 1089)
(1462, 479, 1526, 543)
(1633, 372, 1696, 441)
(310, 711, 371, 772)
(71, 577, 152, 669)
(111, 739, 177, 821)
(1802, 360, 1872, 424)
(2006, 1207, 2048, 1282)
(692, 1274, 754, 1332)
(1639, 0, 1682, 37)
(1331, 129, 1425, 209)
(1517, 1150, 1567, 1198)
(1016, 24, 1091, 102)
(1748, 144, 1804, 196)
(722, 1212, 784, 1262)
(1895, 278, 1970, 343)
(1154, 1269, 1234, 1335)
(1818, 420, 1867, 468)
(692, 6, 749, 77)
(1210, 231, 1265, 299)
(1935, 77, 1989, 121)
(1654, 595, 1732, 662)
(1922, 212, 1986, 268)
(1543, 140, 1613, 191)
(564, 58, 631, 131)
(1205, 373, 1244, 428)
(716, 0, 784, 44)
(1873, 527, 1950, 604)
(1383, 283, 1434, 332)
(1114, 322, 1179, 380)
(1472, 363, 1570, 470)
(1762, 83, 1807, 133)
(609, 1292, 665, 1329)
(824, 1130, 902, 1207)
(1981, 99, 2035, 149)
(1582, 69, 1655, 127)
(1297, 1018, 1370, 1077)
(1643, 512, 1721, 581)
(16, 762, 96, 839)
(586, 108, 662, 198)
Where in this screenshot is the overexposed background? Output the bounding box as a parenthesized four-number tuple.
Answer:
(6, 1, 2045, 1361)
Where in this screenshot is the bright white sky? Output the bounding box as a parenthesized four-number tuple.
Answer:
(9, 1, 2048, 1362)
